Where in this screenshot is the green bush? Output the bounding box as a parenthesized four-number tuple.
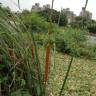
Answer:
(55, 28, 87, 57)
(34, 27, 90, 58)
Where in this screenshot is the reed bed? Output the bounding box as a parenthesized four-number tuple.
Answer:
(0, 4, 45, 96)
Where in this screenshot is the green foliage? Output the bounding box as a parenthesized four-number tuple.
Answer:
(38, 8, 68, 26)
(55, 28, 87, 57)
(21, 12, 48, 32)
(33, 23, 61, 45)
(71, 16, 96, 34)
(71, 16, 90, 29)
(0, 5, 11, 18)
(55, 27, 96, 58)
(0, 8, 45, 96)
(33, 27, 92, 58)
(87, 20, 96, 34)
(59, 13, 67, 26)
(20, 10, 96, 59)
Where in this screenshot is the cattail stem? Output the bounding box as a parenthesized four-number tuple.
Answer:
(44, 44, 51, 83)
(59, 57, 73, 96)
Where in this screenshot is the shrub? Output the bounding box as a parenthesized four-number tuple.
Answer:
(55, 28, 87, 57)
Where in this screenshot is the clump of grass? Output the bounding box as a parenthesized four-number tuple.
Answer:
(0, 4, 45, 96)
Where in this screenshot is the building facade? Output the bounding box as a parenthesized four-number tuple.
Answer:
(31, 3, 42, 12)
(31, 3, 50, 12)
(43, 4, 50, 10)
(62, 8, 76, 24)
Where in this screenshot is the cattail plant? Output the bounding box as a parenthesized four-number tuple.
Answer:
(44, 44, 51, 83)
(44, 0, 55, 84)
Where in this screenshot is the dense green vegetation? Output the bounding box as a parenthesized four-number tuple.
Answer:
(38, 8, 67, 26)
(71, 16, 96, 34)
(0, 6, 46, 96)
(0, 3, 96, 96)
(20, 11, 96, 59)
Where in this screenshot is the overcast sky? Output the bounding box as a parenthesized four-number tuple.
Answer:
(0, 0, 96, 20)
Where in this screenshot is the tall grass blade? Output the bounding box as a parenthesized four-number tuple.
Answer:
(59, 57, 74, 96)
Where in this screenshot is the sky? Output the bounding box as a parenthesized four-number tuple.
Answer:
(0, 0, 96, 20)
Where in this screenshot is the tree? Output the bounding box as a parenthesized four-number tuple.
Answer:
(22, 9, 30, 15)
(71, 16, 91, 29)
(59, 13, 67, 26)
(38, 8, 67, 26)
(87, 20, 96, 34)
